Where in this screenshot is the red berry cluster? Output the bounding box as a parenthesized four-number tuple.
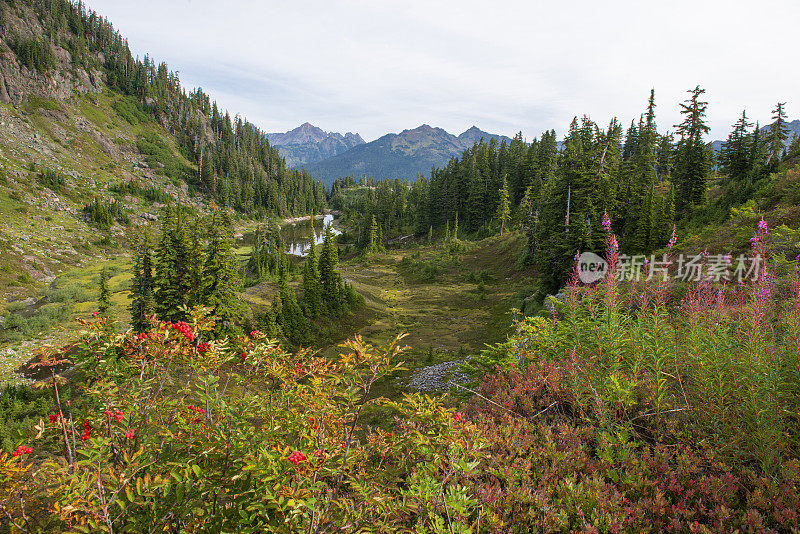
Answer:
(12, 445, 32, 457)
(124, 428, 135, 439)
(168, 321, 194, 342)
(104, 408, 124, 423)
(187, 404, 206, 424)
(187, 404, 207, 415)
(288, 451, 306, 465)
(49, 413, 60, 424)
(453, 412, 466, 423)
(309, 416, 319, 430)
(81, 419, 92, 441)
(198, 342, 210, 354)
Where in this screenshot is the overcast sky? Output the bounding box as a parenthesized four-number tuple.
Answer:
(90, 0, 799, 142)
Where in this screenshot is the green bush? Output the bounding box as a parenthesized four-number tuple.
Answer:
(112, 96, 150, 125)
(110, 180, 171, 204)
(0, 384, 54, 453)
(136, 132, 194, 183)
(35, 167, 67, 191)
(82, 197, 129, 228)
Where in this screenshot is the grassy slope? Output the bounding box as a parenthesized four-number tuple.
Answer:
(0, 89, 202, 381)
(244, 231, 539, 402)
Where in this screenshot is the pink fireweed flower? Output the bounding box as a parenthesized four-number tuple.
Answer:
(667, 225, 677, 249)
(758, 218, 768, 233)
(602, 212, 612, 232)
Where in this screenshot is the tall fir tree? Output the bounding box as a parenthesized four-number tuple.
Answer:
(318, 224, 340, 311)
(302, 237, 322, 317)
(769, 102, 789, 164)
(674, 85, 711, 208)
(497, 174, 511, 236)
(367, 215, 378, 254)
(202, 210, 243, 336)
(129, 233, 154, 333)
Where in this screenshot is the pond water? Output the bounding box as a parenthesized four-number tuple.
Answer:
(242, 214, 341, 257)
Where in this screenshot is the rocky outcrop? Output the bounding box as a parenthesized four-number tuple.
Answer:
(0, 5, 104, 108)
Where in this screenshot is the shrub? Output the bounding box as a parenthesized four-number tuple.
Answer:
(136, 132, 194, 183)
(35, 167, 67, 191)
(112, 96, 151, 125)
(110, 179, 171, 204)
(0, 313, 486, 532)
(82, 197, 129, 228)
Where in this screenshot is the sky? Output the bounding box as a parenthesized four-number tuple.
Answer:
(90, 0, 800, 142)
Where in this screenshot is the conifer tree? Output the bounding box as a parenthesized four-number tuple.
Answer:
(367, 215, 378, 254)
(153, 206, 176, 321)
(497, 175, 511, 236)
(302, 238, 322, 317)
(129, 233, 154, 333)
(720, 110, 753, 188)
(444, 220, 450, 245)
(153, 206, 192, 321)
(187, 219, 205, 307)
(769, 102, 789, 164)
(674, 85, 711, 208)
(98, 268, 111, 317)
(277, 279, 309, 345)
(203, 210, 243, 336)
(318, 224, 339, 311)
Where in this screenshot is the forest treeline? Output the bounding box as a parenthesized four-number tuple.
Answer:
(331, 89, 797, 290)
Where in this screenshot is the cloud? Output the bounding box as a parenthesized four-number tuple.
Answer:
(90, 0, 800, 141)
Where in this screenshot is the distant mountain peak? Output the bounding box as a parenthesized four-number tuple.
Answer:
(306, 124, 512, 184)
(458, 125, 498, 142)
(265, 123, 366, 166)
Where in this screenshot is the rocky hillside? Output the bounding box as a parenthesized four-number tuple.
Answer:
(266, 122, 364, 166)
(0, 1, 267, 368)
(305, 124, 511, 184)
